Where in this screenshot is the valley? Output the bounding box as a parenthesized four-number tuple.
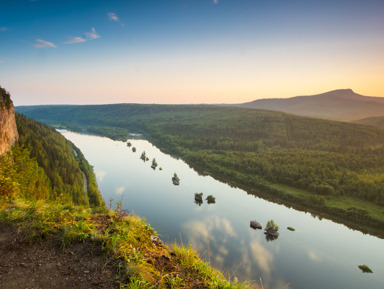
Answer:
(17, 102, 384, 237)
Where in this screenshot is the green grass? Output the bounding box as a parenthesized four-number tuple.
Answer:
(271, 183, 384, 224)
(0, 198, 255, 288)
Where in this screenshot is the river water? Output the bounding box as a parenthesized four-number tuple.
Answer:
(61, 130, 384, 289)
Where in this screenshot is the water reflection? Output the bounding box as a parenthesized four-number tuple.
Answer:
(182, 215, 289, 288)
(194, 193, 203, 206)
(60, 131, 384, 289)
(115, 186, 125, 195)
(265, 234, 279, 242)
(95, 170, 107, 182)
(308, 250, 322, 262)
(182, 216, 236, 249)
(249, 238, 274, 275)
(194, 199, 203, 206)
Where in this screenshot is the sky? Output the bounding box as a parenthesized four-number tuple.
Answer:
(1, 0, 384, 105)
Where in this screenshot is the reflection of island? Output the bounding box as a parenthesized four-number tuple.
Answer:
(140, 151, 146, 161)
(206, 195, 216, 204)
(194, 193, 203, 206)
(265, 228, 279, 241)
(172, 173, 180, 185)
(151, 158, 158, 169)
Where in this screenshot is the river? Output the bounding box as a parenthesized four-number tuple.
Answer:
(61, 130, 384, 289)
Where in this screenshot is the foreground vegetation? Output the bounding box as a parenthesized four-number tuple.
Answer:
(0, 146, 253, 288)
(17, 104, 384, 236)
(0, 196, 253, 288)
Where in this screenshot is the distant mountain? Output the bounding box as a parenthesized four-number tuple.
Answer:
(236, 89, 384, 121)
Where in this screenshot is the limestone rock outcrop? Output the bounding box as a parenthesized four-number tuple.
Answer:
(0, 87, 19, 154)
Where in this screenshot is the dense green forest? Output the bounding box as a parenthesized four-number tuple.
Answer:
(17, 104, 384, 234)
(11, 114, 104, 207)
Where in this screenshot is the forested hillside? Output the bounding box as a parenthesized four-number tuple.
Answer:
(17, 104, 384, 234)
(13, 114, 104, 207)
(355, 116, 384, 129)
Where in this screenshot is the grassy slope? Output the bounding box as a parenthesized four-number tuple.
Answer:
(0, 197, 253, 288)
(16, 104, 384, 236)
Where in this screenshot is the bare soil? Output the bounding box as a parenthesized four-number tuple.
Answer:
(0, 222, 125, 289)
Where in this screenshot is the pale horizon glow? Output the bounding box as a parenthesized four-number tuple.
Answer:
(1, 0, 383, 106)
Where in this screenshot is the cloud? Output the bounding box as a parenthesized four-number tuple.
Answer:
(64, 28, 100, 44)
(108, 12, 124, 27)
(64, 36, 87, 44)
(213, 0, 219, 4)
(108, 12, 119, 22)
(33, 39, 57, 48)
(85, 28, 100, 40)
(0, 27, 9, 32)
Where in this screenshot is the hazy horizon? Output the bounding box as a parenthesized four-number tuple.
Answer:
(1, 0, 384, 106)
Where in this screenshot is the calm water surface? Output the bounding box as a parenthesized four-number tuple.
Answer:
(61, 130, 384, 289)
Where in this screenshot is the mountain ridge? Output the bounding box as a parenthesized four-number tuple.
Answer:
(237, 89, 384, 121)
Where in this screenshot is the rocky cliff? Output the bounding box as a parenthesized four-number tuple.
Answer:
(0, 86, 19, 154)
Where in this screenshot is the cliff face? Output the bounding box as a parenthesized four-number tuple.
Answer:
(0, 87, 19, 154)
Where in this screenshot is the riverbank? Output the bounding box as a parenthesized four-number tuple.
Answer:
(182, 152, 384, 238)
(144, 135, 384, 239)
(0, 198, 254, 288)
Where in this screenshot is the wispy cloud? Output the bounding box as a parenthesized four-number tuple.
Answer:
(64, 36, 87, 44)
(108, 12, 119, 22)
(64, 28, 100, 45)
(0, 57, 12, 64)
(0, 27, 9, 32)
(213, 0, 219, 4)
(108, 12, 124, 27)
(33, 39, 57, 48)
(85, 28, 100, 40)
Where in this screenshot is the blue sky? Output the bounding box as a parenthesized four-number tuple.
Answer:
(1, 0, 384, 105)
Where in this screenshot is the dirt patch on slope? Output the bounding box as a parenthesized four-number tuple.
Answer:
(0, 222, 125, 289)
